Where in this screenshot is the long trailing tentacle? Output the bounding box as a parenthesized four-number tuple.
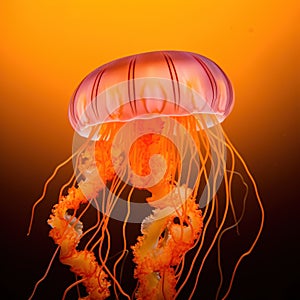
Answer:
(197, 116, 264, 300)
(220, 132, 265, 300)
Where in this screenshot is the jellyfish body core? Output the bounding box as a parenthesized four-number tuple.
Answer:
(28, 51, 264, 300)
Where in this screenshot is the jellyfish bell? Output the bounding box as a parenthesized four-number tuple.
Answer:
(69, 51, 234, 139)
(28, 51, 264, 300)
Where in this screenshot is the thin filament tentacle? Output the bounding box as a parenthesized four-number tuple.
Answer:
(215, 170, 248, 300)
(28, 246, 60, 300)
(220, 133, 265, 300)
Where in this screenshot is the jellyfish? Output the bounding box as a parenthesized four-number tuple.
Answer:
(28, 51, 264, 300)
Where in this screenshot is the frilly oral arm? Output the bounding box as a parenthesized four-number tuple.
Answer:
(132, 188, 203, 300)
(48, 187, 110, 300)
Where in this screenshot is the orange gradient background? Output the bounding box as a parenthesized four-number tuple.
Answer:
(0, 1, 299, 299)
